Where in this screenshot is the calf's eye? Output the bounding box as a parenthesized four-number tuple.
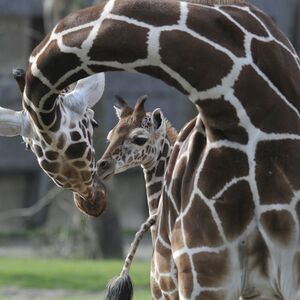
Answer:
(132, 137, 147, 146)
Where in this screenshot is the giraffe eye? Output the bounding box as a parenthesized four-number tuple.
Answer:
(132, 137, 147, 146)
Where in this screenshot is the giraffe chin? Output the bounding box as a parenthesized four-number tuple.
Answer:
(73, 177, 107, 217)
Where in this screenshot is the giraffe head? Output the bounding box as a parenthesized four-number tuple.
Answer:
(97, 95, 169, 180)
(0, 69, 107, 217)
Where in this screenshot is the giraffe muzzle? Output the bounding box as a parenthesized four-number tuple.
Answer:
(96, 158, 115, 181)
(73, 176, 107, 217)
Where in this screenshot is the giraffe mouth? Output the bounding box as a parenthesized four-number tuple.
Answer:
(102, 171, 114, 181)
(73, 176, 107, 217)
(96, 158, 115, 181)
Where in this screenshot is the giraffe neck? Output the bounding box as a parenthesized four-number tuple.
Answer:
(26, 0, 300, 141)
(143, 132, 174, 217)
(23, 1, 237, 125)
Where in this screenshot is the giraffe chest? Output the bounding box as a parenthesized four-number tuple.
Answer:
(240, 228, 300, 300)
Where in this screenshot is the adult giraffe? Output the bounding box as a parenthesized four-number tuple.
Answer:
(0, 0, 299, 298)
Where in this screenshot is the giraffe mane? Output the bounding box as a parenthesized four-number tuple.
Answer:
(165, 119, 178, 145)
(181, 0, 247, 5)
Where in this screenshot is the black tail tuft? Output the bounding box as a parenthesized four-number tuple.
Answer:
(106, 273, 133, 300)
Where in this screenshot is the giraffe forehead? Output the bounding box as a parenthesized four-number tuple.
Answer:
(129, 128, 149, 138)
(141, 115, 152, 129)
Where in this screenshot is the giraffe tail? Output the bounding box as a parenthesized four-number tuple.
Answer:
(106, 273, 133, 300)
(106, 214, 156, 300)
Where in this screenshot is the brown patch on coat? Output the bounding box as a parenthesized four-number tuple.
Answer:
(187, 4, 245, 57)
(193, 249, 229, 287)
(199, 147, 249, 199)
(197, 291, 226, 300)
(36, 40, 82, 85)
(89, 19, 148, 63)
(198, 97, 248, 144)
(42, 133, 52, 145)
(184, 0, 245, 4)
(61, 165, 80, 180)
(155, 239, 173, 273)
(171, 157, 187, 207)
(234, 65, 300, 135)
(256, 140, 300, 204)
(56, 69, 90, 91)
(155, 160, 166, 178)
(40, 111, 55, 127)
(178, 118, 197, 143)
(175, 253, 193, 299)
(221, 6, 268, 37)
(160, 30, 233, 91)
(34, 145, 43, 157)
(45, 151, 59, 161)
(251, 6, 296, 52)
(151, 277, 162, 299)
(181, 131, 206, 208)
(113, 0, 180, 27)
(214, 180, 254, 241)
(41, 160, 60, 173)
(183, 195, 223, 248)
(65, 142, 87, 159)
(251, 39, 300, 113)
(148, 182, 162, 195)
(43, 95, 58, 111)
(159, 276, 177, 294)
(81, 170, 92, 182)
(166, 144, 180, 186)
(25, 69, 51, 107)
(166, 118, 196, 186)
(136, 66, 189, 95)
(57, 133, 67, 149)
(296, 202, 300, 222)
(23, 103, 41, 130)
(260, 210, 296, 246)
(62, 26, 93, 48)
(71, 131, 81, 141)
(171, 219, 185, 252)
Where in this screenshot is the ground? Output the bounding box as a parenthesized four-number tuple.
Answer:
(0, 287, 103, 300)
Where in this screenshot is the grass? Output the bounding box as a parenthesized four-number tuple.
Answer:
(59, 289, 151, 299)
(0, 257, 151, 299)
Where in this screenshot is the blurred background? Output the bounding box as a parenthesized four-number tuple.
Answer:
(0, 0, 299, 299)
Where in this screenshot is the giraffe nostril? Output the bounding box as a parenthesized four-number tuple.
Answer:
(98, 160, 110, 170)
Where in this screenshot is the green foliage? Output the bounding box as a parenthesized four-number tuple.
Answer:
(0, 257, 150, 295)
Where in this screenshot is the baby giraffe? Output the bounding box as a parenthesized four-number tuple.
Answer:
(97, 95, 177, 218)
(97, 95, 178, 299)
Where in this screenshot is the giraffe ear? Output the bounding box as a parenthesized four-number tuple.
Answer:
(0, 108, 32, 138)
(63, 73, 105, 114)
(113, 95, 133, 119)
(113, 105, 122, 119)
(151, 108, 165, 131)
